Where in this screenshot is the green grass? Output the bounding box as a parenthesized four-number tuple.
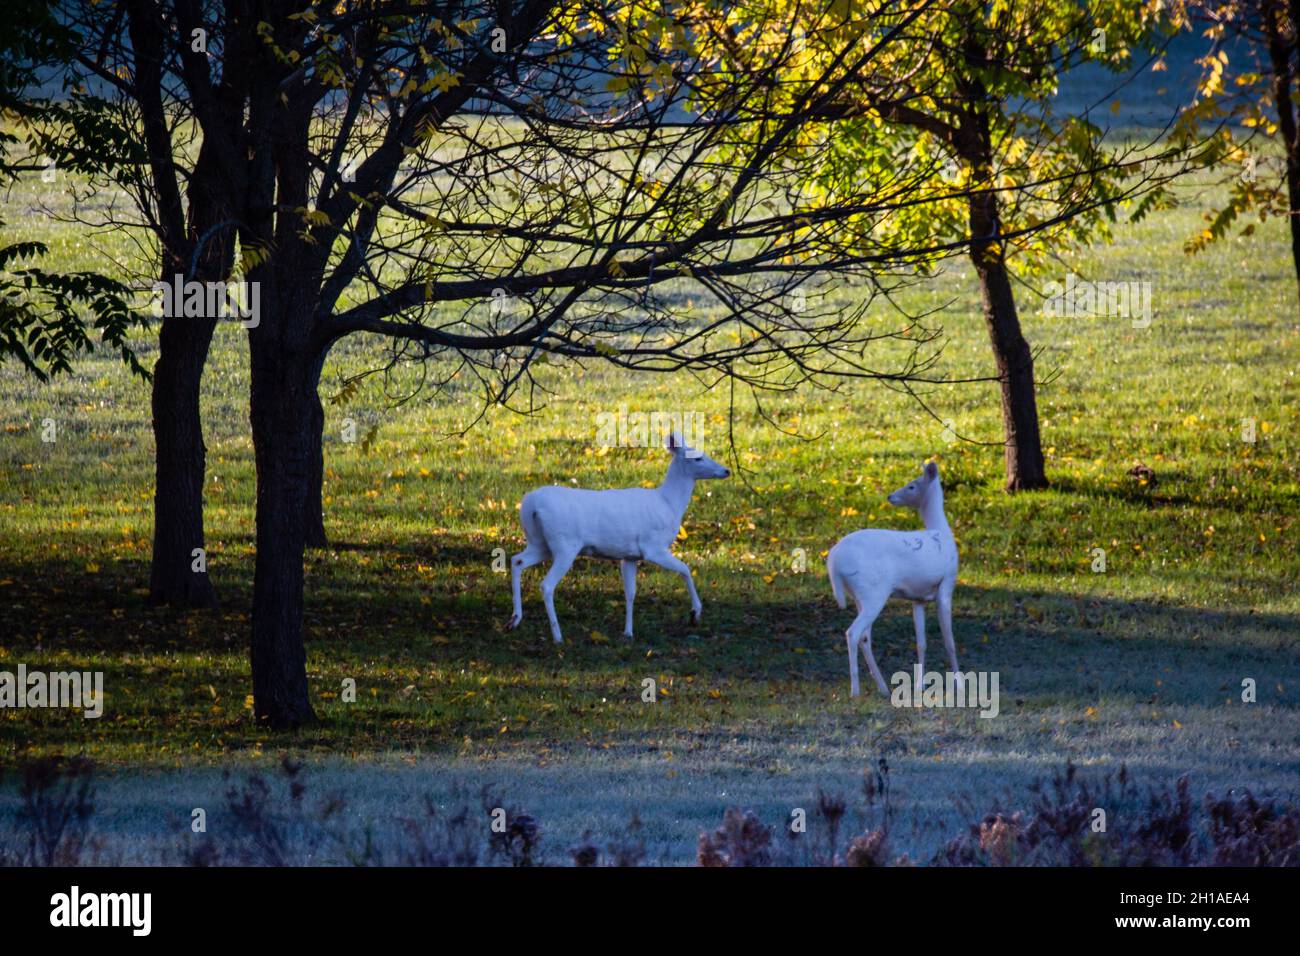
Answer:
(1, 148, 1298, 861)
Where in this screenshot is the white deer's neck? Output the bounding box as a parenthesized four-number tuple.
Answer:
(918, 485, 950, 533)
(659, 455, 696, 519)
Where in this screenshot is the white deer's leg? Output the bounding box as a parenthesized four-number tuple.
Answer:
(620, 560, 638, 639)
(508, 544, 547, 629)
(845, 592, 887, 697)
(937, 583, 961, 692)
(845, 616, 866, 698)
(847, 590, 889, 697)
(859, 628, 889, 697)
(539, 548, 579, 644)
(645, 550, 702, 624)
(912, 601, 927, 675)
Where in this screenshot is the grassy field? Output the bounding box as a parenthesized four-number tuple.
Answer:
(2, 140, 1298, 861)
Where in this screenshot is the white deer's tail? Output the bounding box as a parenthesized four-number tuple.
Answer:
(827, 547, 848, 609)
(519, 492, 546, 546)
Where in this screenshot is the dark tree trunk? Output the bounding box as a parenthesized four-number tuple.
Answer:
(304, 352, 328, 549)
(968, 238, 1047, 491)
(241, 57, 321, 729)
(147, 157, 231, 606)
(148, 316, 220, 606)
(960, 84, 1047, 492)
(1266, 0, 1300, 310)
(249, 343, 316, 728)
(145, 105, 236, 606)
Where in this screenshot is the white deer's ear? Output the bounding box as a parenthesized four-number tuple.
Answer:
(665, 431, 684, 454)
(924, 461, 939, 480)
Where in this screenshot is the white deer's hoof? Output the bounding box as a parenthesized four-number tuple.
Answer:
(506, 614, 522, 630)
(623, 630, 634, 640)
(690, 609, 701, 626)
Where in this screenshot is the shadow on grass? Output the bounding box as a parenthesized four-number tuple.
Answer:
(1, 519, 1297, 763)
(1047, 471, 1203, 510)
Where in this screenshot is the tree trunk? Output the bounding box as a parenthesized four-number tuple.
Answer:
(146, 119, 235, 606)
(148, 316, 219, 606)
(967, 190, 1048, 492)
(249, 345, 316, 728)
(1265, 0, 1300, 310)
(304, 351, 328, 549)
(954, 35, 1048, 493)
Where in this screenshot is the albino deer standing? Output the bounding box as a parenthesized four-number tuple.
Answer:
(826, 461, 960, 696)
(507, 432, 730, 643)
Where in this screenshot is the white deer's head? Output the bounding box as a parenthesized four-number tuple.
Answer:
(887, 460, 939, 509)
(666, 431, 730, 479)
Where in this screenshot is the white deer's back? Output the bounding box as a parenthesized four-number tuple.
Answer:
(525, 485, 678, 560)
(830, 528, 957, 603)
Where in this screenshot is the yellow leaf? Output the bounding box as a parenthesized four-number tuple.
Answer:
(431, 71, 460, 93)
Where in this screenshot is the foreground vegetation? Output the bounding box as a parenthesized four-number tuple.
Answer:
(3, 756, 1296, 866)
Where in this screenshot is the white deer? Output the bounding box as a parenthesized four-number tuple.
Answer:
(507, 432, 731, 643)
(826, 460, 960, 697)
